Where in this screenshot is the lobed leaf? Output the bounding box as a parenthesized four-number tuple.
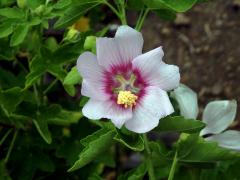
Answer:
(114, 130, 144, 151)
(68, 128, 115, 172)
(143, 0, 197, 12)
(155, 116, 205, 133)
(177, 134, 238, 163)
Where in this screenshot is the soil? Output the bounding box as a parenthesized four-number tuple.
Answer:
(141, 0, 240, 126)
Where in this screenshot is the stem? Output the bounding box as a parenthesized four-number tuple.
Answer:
(168, 150, 178, 180)
(43, 78, 58, 95)
(143, 134, 156, 180)
(4, 130, 18, 163)
(104, 1, 127, 25)
(120, 0, 127, 25)
(136, 8, 149, 31)
(0, 129, 13, 146)
(135, 9, 144, 29)
(33, 84, 40, 106)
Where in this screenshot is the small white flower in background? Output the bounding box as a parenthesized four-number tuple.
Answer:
(172, 84, 239, 151)
(171, 84, 199, 119)
(77, 25, 180, 133)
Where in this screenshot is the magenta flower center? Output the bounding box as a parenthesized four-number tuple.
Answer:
(103, 63, 147, 108)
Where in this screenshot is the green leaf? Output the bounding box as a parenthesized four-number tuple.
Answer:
(32, 151, 55, 172)
(143, 0, 197, 12)
(0, 22, 13, 38)
(68, 128, 115, 172)
(0, 39, 17, 60)
(127, 0, 145, 10)
(33, 114, 52, 144)
(155, 116, 205, 133)
(118, 162, 147, 180)
(63, 66, 82, 85)
(0, 68, 25, 89)
(54, 0, 103, 28)
(10, 24, 29, 46)
(114, 130, 144, 151)
(0, 87, 23, 113)
(47, 109, 82, 126)
(0, 161, 11, 180)
(154, 9, 176, 21)
(0, 7, 24, 18)
(53, 0, 71, 9)
(25, 68, 45, 88)
(177, 134, 238, 163)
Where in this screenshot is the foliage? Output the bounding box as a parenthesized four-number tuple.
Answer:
(0, 0, 239, 179)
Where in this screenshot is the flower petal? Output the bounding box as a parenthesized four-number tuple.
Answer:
(200, 100, 237, 136)
(125, 86, 174, 133)
(81, 80, 109, 100)
(171, 84, 199, 119)
(77, 52, 103, 81)
(205, 130, 240, 151)
(82, 99, 132, 128)
(96, 37, 121, 68)
(115, 25, 143, 62)
(82, 99, 106, 120)
(133, 47, 180, 91)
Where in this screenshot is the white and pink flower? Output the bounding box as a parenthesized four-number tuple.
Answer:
(77, 25, 180, 133)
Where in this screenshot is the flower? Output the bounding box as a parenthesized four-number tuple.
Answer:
(77, 25, 180, 133)
(172, 84, 240, 150)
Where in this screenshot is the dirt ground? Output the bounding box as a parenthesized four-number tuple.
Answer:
(141, 0, 240, 126)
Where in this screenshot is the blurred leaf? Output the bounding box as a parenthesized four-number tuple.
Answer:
(177, 134, 238, 163)
(118, 162, 147, 180)
(143, 0, 197, 12)
(0, 39, 17, 60)
(114, 130, 144, 151)
(33, 151, 55, 172)
(155, 116, 205, 133)
(0, 161, 11, 180)
(68, 127, 115, 172)
(0, 68, 25, 89)
(33, 115, 52, 144)
(154, 9, 176, 21)
(0, 21, 13, 38)
(0, 0, 15, 7)
(63, 66, 82, 85)
(47, 109, 82, 126)
(53, 0, 71, 9)
(0, 7, 24, 18)
(127, 0, 145, 10)
(55, 0, 104, 28)
(0, 87, 23, 113)
(10, 24, 29, 46)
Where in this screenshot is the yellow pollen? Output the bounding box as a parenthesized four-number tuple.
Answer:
(117, 91, 138, 108)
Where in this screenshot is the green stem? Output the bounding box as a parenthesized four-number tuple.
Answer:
(135, 9, 144, 29)
(43, 78, 58, 95)
(136, 8, 149, 31)
(120, 1, 127, 25)
(33, 84, 40, 106)
(0, 129, 13, 146)
(143, 134, 156, 180)
(4, 130, 18, 163)
(168, 150, 178, 180)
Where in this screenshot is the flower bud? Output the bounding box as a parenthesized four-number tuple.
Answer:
(65, 28, 79, 41)
(84, 36, 96, 52)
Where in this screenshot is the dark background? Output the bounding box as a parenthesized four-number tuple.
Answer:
(138, 0, 240, 126)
